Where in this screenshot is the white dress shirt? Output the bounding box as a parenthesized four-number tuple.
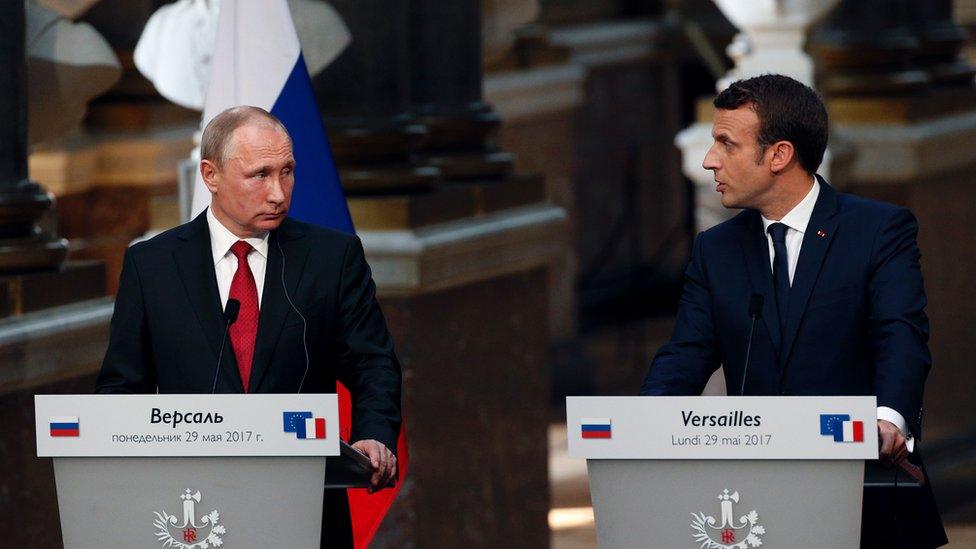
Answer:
(207, 207, 269, 309)
(760, 178, 913, 449)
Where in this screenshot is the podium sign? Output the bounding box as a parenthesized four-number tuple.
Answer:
(36, 394, 339, 549)
(36, 394, 340, 457)
(568, 396, 878, 549)
(567, 395, 878, 459)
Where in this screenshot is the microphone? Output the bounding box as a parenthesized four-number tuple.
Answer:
(739, 294, 764, 396)
(211, 298, 240, 393)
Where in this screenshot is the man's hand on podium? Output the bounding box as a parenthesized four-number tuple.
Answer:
(877, 419, 909, 465)
(352, 439, 397, 493)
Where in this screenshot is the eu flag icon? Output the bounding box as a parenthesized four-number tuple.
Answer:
(283, 411, 313, 438)
(820, 414, 850, 437)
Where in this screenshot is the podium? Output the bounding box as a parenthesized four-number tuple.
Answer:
(567, 396, 878, 549)
(36, 394, 353, 548)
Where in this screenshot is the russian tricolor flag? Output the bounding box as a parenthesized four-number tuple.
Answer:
(50, 416, 79, 437)
(581, 418, 612, 439)
(200, 4, 406, 546)
(189, 0, 353, 233)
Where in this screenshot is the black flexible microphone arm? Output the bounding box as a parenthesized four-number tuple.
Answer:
(740, 294, 764, 396)
(211, 298, 240, 394)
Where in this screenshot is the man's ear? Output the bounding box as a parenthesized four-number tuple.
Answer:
(200, 160, 219, 193)
(768, 141, 796, 174)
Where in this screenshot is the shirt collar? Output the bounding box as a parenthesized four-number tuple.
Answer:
(206, 207, 269, 264)
(761, 176, 820, 235)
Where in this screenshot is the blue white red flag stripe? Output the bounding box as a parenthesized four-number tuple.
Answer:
(819, 413, 864, 443)
(50, 416, 79, 437)
(837, 420, 864, 442)
(581, 418, 612, 439)
(302, 417, 327, 439)
(198, 4, 403, 546)
(189, 0, 353, 232)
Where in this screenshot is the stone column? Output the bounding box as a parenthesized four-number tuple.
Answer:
(315, 2, 562, 546)
(314, 0, 441, 193)
(0, 2, 67, 272)
(810, 0, 929, 96)
(908, 0, 976, 86)
(409, 0, 514, 179)
(815, 0, 976, 502)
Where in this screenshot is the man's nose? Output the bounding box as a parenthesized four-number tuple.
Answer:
(702, 145, 720, 171)
(267, 176, 286, 204)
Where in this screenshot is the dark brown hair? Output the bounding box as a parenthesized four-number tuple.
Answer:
(714, 74, 828, 174)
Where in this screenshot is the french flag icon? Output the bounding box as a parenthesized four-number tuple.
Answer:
(820, 414, 864, 443)
(283, 411, 327, 439)
(581, 418, 612, 439)
(836, 419, 865, 443)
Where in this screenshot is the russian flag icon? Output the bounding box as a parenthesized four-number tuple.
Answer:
(581, 418, 612, 439)
(50, 417, 79, 437)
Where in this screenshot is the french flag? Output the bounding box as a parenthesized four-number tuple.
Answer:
(836, 419, 865, 443)
(581, 418, 612, 439)
(301, 417, 327, 440)
(820, 414, 864, 443)
(50, 416, 79, 437)
(194, 4, 405, 547)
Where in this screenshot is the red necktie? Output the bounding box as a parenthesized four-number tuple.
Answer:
(229, 240, 259, 392)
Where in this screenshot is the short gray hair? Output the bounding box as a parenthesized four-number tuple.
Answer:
(200, 106, 292, 167)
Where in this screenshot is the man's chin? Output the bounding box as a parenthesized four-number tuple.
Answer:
(720, 193, 740, 209)
(253, 214, 286, 232)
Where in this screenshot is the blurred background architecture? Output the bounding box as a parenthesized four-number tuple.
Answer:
(1, 0, 974, 546)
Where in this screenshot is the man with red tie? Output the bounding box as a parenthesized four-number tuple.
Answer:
(96, 106, 401, 547)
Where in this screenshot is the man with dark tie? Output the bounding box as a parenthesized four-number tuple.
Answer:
(639, 74, 946, 548)
(96, 106, 400, 547)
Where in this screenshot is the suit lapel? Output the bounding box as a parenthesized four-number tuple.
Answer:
(248, 219, 309, 393)
(740, 211, 782, 357)
(778, 177, 840, 378)
(172, 211, 244, 393)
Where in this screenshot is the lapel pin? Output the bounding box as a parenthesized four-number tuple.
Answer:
(816, 229, 826, 238)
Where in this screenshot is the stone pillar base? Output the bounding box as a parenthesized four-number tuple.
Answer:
(0, 261, 104, 317)
(359, 201, 566, 547)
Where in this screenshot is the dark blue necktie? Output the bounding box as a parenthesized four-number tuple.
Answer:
(768, 222, 790, 333)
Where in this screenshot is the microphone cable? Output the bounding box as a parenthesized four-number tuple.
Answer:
(277, 235, 310, 393)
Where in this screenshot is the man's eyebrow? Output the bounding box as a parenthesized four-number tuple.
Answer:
(713, 132, 734, 144)
(245, 160, 295, 174)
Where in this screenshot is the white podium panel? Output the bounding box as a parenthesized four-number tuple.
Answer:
(568, 396, 878, 549)
(567, 396, 878, 459)
(36, 394, 340, 457)
(36, 394, 339, 549)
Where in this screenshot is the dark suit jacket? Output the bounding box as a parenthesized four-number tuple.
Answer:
(96, 211, 401, 547)
(640, 177, 946, 548)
